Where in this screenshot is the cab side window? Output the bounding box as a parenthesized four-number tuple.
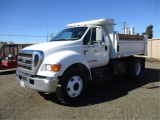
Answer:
(83, 28, 96, 45)
(83, 29, 91, 45)
(90, 28, 96, 43)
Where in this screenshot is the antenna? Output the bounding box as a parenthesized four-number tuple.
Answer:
(47, 24, 48, 42)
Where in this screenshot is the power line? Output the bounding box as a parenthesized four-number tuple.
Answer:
(0, 34, 47, 37)
(0, 23, 64, 27)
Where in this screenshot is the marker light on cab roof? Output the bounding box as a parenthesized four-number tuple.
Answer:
(67, 24, 87, 28)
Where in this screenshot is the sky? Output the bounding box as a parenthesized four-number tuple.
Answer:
(0, 0, 159, 44)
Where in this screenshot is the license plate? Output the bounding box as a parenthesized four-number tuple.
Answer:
(20, 81, 25, 88)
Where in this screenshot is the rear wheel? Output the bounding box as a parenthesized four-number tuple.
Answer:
(128, 58, 142, 78)
(56, 68, 87, 104)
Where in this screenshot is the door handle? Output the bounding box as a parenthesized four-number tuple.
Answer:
(82, 49, 89, 55)
(94, 49, 97, 52)
(105, 46, 107, 51)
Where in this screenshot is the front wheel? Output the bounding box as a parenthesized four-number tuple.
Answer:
(56, 68, 87, 104)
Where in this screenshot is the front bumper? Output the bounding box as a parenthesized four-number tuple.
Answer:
(16, 70, 59, 92)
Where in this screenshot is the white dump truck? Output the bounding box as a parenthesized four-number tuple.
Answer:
(16, 18, 147, 104)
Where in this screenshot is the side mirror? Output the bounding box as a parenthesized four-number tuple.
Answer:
(96, 27, 102, 42)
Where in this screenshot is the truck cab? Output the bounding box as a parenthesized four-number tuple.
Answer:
(16, 18, 147, 104)
(50, 25, 110, 68)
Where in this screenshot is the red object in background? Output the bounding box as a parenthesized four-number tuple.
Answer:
(0, 43, 32, 71)
(1, 60, 17, 69)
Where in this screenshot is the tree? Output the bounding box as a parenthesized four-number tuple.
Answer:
(146, 25, 153, 39)
(0, 41, 14, 44)
(141, 32, 146, 36)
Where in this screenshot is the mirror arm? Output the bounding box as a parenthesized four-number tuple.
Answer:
(90, 41, 99, 45)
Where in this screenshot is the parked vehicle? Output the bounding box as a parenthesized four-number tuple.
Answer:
(16, 18, 147, 104)
(0, 44, 32, 73)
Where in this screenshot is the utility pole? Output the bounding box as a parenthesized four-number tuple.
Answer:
(47, 24, 48, 42)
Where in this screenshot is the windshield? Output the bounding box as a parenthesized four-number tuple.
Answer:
(50, 27, 88, 41)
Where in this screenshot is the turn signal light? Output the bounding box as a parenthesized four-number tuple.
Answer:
(51, 65, 61, 72)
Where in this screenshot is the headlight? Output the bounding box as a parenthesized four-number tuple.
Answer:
(46, 64, 61, 72)
(46, 64, 51, 71)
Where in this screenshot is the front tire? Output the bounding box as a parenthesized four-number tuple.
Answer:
(56, 68, 87, 104)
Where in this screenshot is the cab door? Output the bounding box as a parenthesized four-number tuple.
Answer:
(83, 27, 109, 68)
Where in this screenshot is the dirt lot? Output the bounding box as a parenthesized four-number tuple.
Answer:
(0, 62, 159, 120)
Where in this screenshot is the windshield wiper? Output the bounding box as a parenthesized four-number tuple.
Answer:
(69, 38, 79, 40)
(57, 39, 70, 41)
(50, 38, 70, 41)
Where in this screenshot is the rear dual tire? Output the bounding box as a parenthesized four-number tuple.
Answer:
(128, 58, 142, 79)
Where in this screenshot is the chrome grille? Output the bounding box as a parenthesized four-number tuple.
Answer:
(17, 50, 44, 75)
(18, 53, 32, 70)
(18, 64, 32, 70)
(19, 53, 32, 58)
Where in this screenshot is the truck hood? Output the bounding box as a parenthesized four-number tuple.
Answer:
(23, 41, 82, 54)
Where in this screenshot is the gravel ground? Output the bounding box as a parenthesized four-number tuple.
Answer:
(0, 62, 159, 120)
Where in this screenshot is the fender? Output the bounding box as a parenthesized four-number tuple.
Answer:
(37, 50, 92, 80)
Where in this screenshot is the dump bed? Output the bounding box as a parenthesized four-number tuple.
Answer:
(109, 33, 147, 58)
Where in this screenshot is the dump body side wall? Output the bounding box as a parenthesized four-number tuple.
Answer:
(109, 33, 147, 59)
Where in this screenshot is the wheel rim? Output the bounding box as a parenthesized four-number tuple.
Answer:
(67, 76, 83, 98)
(135, 62, 141, 75)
